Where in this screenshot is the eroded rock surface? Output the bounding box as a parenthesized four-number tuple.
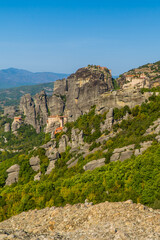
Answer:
(83, 158, 105, 171)
(29, 156, 40, 172)
(6, 164, 20, 186)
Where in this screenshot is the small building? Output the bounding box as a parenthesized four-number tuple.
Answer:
(14, 116, 22, 123)
(47, 115, 67, 127)
(54, 127, 63, 135)
(125, 75, 135, 81)
(140, 73, 147, 79)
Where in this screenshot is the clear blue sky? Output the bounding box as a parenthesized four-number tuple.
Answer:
(0, 0, 160, 75)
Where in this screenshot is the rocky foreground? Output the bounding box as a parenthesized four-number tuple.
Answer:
(0, 201, 159, 240)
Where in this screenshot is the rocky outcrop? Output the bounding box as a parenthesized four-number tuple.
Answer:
(144, 118, 160, 136)
(17, 65, 155, 131)
(5, 164, 20, 186)
(45, 161, 56, 175)
(19, 94, 36, 129)
(34, 172, 41, 181)
(34, 90, 48, 128)
(0, 201, 159, 240)
(110, 144, 135, 162)
(110, 142, 153, 162)
(45, 151, 59, 175)
(63, 66, 113, 121)
(69, 129, 84, 150)
(45, 144, 60, 174)
(11, 118, 22, 134)
(83, 158, 105, 171)
(19, 91, 48, 133)
(58, 135, 69, 153)
(134, 141, 152, 156)
(4, 123, 10, 132)
(100, 108, 114, 132)
(29, 156, 40, 172)
(3, 106, 16, 118)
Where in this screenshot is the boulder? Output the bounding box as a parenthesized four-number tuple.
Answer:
(6, 164, 20, 186)
(83, 158, 105, 171)
(7, 164, 20, 173)
(29, 156, 40, 172)
(34, 172, 41, 181)
(4, 123, 11, 132)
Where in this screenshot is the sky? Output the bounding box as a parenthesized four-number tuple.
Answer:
(0, 0, 160, 75)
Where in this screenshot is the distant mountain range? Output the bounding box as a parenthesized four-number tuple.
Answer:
(0, 68, 69, 89)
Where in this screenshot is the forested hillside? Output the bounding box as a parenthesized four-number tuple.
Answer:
(0, 93, 160, 221)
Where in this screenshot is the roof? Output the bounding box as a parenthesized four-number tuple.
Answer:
(126, 75, 135, 77)
(55, 127, 63, 131)
(14, 117, 22, 119)
(48, 115, 67, 119)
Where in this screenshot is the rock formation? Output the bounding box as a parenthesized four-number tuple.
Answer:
(29, 156, 40, 172)
(100, 108, 114, 132)
(19, 91, 48, 133)
(16, 65, 156, 133)
(6, 164, 20, 186)
(83, 158, 106, 171)
(3, 106, 16, 118)
(11, 116, 22, 134)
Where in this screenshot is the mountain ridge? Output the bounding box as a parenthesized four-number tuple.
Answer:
(0, 67, 69, 89)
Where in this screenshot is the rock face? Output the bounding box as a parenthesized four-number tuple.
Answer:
(3, 106, 16, 118)
(17, 65, 155, 131)
(63, 66, 113, 121)
(58, 135, 69, 153)
(83, 158, 106, 171)
(100, 108, 114, 132)
(29, 156, 40, 172)
(110, 144, 135, 162)
(19, 91, 48, 133)
(0, 201, 159, 240)
(6, 164, 20, 186)
(135, 141, 152, 156)
(69, 129, 84, 149)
